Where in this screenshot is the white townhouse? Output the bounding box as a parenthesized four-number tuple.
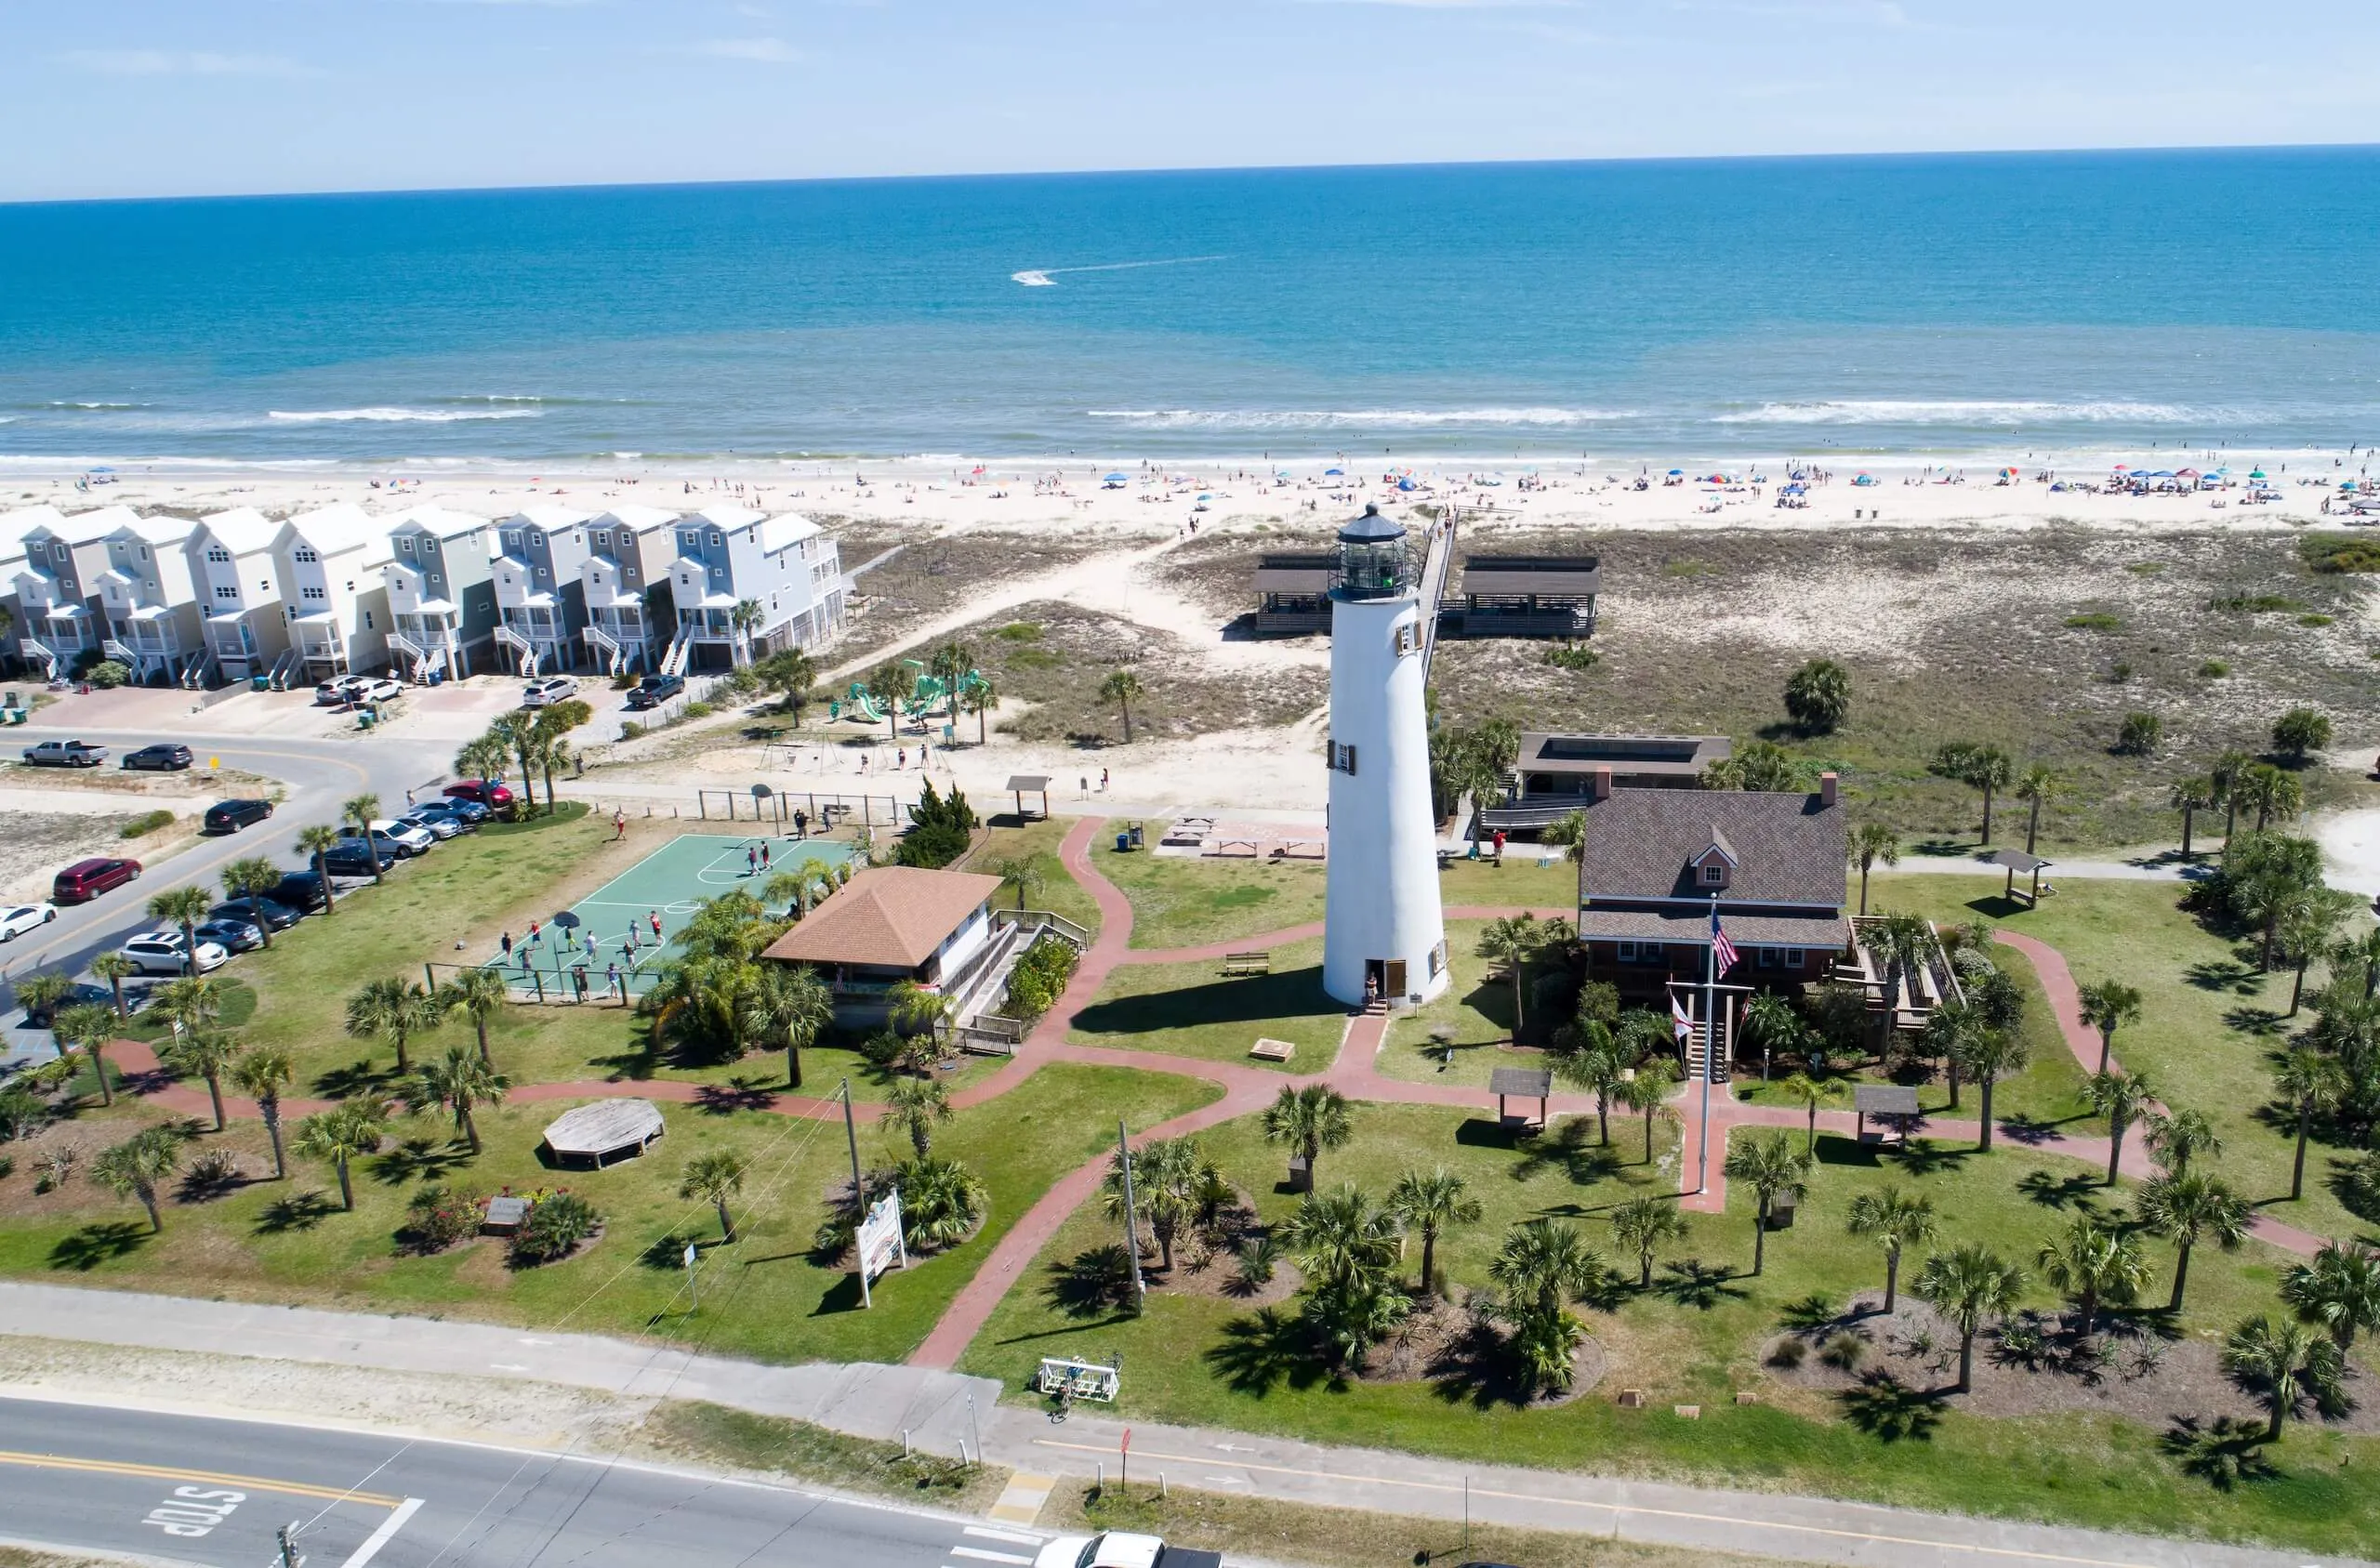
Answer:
(580, 505, 679, 675)
(660, 507, 846, 674)
(277, 503, 392, 682)
(94, 512, 207, 686)
(13, 505, 136, 679)
(0, 506, 63, 676)
(192, 507, 292, 685)
(385, 507, 497, 684)
(489, 504, 592, 677)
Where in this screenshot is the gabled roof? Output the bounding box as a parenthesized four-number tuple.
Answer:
(509, 504, 591, 532)
(392, 506, 492, 542)
(115, 513, 197, 547)
(681, 505, 764, 532)
(36, 505, 139, 546)
(285, 502, 378, 557)
(761, 866, 1000, 970)
(589, 505, 680, 534)
(197, 507, 284, 556)
(757, 512, 820, 555)
(1577, 787, 1845, 907)
(1694, 826, 1739, 867)
(0, 506, 64, 562)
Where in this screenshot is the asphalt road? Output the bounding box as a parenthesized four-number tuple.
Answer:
(0, 1395, 1041, 1568)
(1, 722, 449, 1044)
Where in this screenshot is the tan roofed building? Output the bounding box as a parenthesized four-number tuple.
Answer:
(762, 865, 1004, 1029)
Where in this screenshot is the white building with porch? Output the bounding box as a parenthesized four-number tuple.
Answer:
(193, 508, 291, 685)
(13, 506, 131, 679)
(275, 504, 390, 683)
(489, 506, 591, 677)
(384, 507, 496, 684)
(579, 506, 679, 675)
(95, 514, 206, 686)
(658, 508, 846, 675)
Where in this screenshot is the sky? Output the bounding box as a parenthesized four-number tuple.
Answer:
(6, 0, 2378, 202)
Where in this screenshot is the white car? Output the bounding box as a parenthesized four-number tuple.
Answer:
(120, 929, 230, 976)
(354, 677, 405, 704)
(0, 903, 57, 942)
(394, 808, 463, 840)
(368, 817, 436, 854)
(1034, 1534, 1215, 1568)
(522, 676, 579, 707)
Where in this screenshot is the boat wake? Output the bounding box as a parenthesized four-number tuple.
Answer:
(1012, 255, 1227, 287)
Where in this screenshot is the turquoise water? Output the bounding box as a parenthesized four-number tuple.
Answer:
(2, 147, 2376, 465)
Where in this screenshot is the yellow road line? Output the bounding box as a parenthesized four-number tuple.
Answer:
(1028, 1439, 2162, 1568)
(0, 1450, 403, 1508)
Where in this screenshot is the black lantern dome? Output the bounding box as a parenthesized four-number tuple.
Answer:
(1334, 504, 1408, 600)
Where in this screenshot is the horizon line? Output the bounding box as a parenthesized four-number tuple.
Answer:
(5, 138, 2376, 211)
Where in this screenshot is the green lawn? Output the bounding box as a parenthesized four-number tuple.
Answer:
(1376, 917, 1561, 1089)
(0, 1063, 1218, 1368)
(1437, 852, 1578, 910)
(960, 1099, 2379, 1557)
(1094, 843, 1328, 950)
(1071, 939, 1343, 1073)
(960, 812, 1104, 939)
(1870, 871, 2369, 1245)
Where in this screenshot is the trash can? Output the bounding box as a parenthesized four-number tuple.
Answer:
(1128, 824, 1144, 848)
(1115, 832, 1131, 854)
(251, 675, 271, 692)
(357, 710, 377, 731)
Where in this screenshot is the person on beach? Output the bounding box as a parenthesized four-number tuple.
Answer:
(897, 748, 906, 771)
(793, 808, 808, 838)
(613, 807, 628, 841)
(1101, 767, 1110, 792)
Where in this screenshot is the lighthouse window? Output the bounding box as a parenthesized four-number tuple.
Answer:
(1330, 742, 1358, 775)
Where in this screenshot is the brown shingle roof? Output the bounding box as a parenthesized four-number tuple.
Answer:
(1576, 788, 1846, 907)
(1572, 907, 1850, 949)
(761, 865, 1000, 969)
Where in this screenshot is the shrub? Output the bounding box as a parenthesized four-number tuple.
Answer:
(2108, 662, 2133, 683)
(0, 1088, 46, 1142)
(894, 779, 977, 868)
(681, 701, 714, 719)
(2300, 613, 2335, 628)
(618, 720, 645, 740)
(1767, 1336, 1809, 1369)
(2115, 712, 2162, 756)
(1003, 932, 1079, 1021)
(1543, 644, 1599, 673)
(995, 622, 1044, 642)
(0, 1154, 11, 1181)
(857, 1029, 906, 1068)
(2197, 659, 2229, 679)
(1783, 658, 1852, 734)
(184, 1149, 240, 1189)
(403, 1184, 483, 1254)
(85, 660, 132, 689)
(2339, 1151, 2380, 1223)
(2301, 533, 2380, 574)
(120, 809, 176, 839)
(2272, 706, 2332, 762)
(1820, 1331, 1867, 1372)
(2064, 612, 2122, 633)
(2207, 592, 2306, 613)
(1236, 1235, 1282, 1290)
(511, 1192, 601, 1265)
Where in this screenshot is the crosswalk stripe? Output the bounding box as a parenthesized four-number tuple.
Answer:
(949, 1548, 1034, 1564)
(964, 1526, 1045, 1546)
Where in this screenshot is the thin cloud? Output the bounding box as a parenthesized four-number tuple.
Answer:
(1296, 0, 1578, 8)
(682, 36, 801, 61)
(57, 49, 322, 78)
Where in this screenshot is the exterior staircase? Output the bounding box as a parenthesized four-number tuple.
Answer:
(179, 650, 218, 691)
(1678, 1009, 1733, 1084)
(494, 624, 540, 679)
(583, 622, 626, 676)
(660, 630, 694, 677)
(387, 629, 432, 684)
(267, 648, 301, 692)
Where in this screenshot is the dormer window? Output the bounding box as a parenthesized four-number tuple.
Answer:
(1702, 864, 1725, 885)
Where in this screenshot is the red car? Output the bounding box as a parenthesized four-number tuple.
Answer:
(443, 778, 516, 812)
(54, 857, 141, 903)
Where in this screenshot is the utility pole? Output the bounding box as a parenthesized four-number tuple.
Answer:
(684, 1241, 699, 1312)
(844, 1078, 871, 1309)
(1116, 1117, 1145, 1309)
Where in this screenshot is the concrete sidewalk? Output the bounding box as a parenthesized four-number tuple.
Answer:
(0, 1283, 2359, 1568)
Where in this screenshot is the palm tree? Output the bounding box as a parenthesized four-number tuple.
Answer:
(1099, 667, 1144, 744)
(1739, 992, 1801, 1083)
(454, 733, 514, 815)
(884, 1077, 952, 1158)
(89, 952, 137, 1021)
(2280, 1241, 2380, 1351)
(2222, 1315, 2344, 1442)
(1777, 1071, 1844, 1155)
(292, 1100, 387, 1211)
(1868, 913, 1934, 1048)
(1723, 1129, 1812, 1276)
(2238, 762, 2305, 833)
(55, 1003, 119, 1107)
(1930, 743, 2015, 843)
(1553, 1023, 1627, 1145)
(1619, 1060, 1678, 1164)
(1281, 1185, 1408, 1368)
(2137, 1171, 2250, 1312)
(1846, 1187, 1938, 1314)
(2169, 775, 2214, 858)
(162, 1030, 241, 1132)
(146, 885, 213, 975)
(728, 598, 765, 664)
(2075, 979, 2143, 1075)
(487, 715, 539, 814)
(2273, 1048, 2347, 1202)
(298, 824, 344, 915)
(1922, 996, 1982, 1109)
(441, 968, 511, 1067)
(1103, 1137, 1212, 1274)
(2334, 924, 2380, 1000)
(1540, 810, 1588, 865)
(1609, 1195, 1688, 1288)
(1848, 824, 1901, 917)
(960, 673, 998, 745)
(345, 976, 447, 1074)
(752, 964, 832, 1089)
(148, 974, 223, 1040)
(2013, 765, 2059, 855)
(1475, 914, 1540, 1037)
(1914, 1245, 2026, 1391)
(1262, 1083, 1355, 1187)
(1951, 1026, 2032, 1151)
(2276, 888, 2356, 1016)
(90, 1127, 182, 1232)
(987, 854, 1045, 913)
(16, 971, 72, 1030)
(219, 857, 284, 948)
(1488, 1219, 1606, 1394)
(680, 1148, 752, 1242)
(2036, 1213, 2149, 1339)
(407, 1044, 509, 1153)
(2084, 1069, 2156, 1186)
(1387, 1166, 1482, 1296)
(231, 1047, 297, 1179)
(342, 793, 386, 881)
(861, 667, 906, 743)
(2143, 1107, 2222, 1177)
(1782, 658, 1851, 734)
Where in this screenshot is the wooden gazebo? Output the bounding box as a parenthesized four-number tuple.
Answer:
(1854, 1084, 1922, 1144)
(1981, 848, 2052, 908)
(1004, 774, 1052, 822)
(1491, 1066, 1554, 1130)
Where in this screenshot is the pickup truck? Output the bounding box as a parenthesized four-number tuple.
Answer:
(21, 739, 107, 768)
(1034, 1532, 1222, 1568)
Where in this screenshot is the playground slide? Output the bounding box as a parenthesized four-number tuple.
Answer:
(853, 692, 884, 723)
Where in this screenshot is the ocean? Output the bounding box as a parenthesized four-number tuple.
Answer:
(1, 146, 2376, 468)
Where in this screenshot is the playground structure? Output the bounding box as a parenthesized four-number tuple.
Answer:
(832, 656, 992, 728)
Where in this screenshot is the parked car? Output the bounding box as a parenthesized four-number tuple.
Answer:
(394, 807, 463, 840)
(368, 818, 436, 855)
(52, 857, 140, 904)
(121, 743, 193, 771)
(210, 897, 298, 931)
(316, 845, 379, 877)
(270, 871, 331, 912)
(355, 677, 404, 704)
(522, 676, 580, 707)
(20, 981, 112, 1029)
(0, 903, 57, 942)
(202, 798, 276, 834)
(313, 677, 368, 706)
(335, 826, 421, 863)
(1033, 1534, 1221, 1568)
(443, 778, 516, 812)
(120, 929, 229, 976)
(194, 916, 265, 954)
(624, 673, 685, 711)
(21, 739, 107, 768)
(406, 798, 484, 831)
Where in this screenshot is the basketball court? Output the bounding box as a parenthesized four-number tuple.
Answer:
(483, 832, 851, 1000)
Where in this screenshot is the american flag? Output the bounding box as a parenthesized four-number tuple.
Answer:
(1709, 906, 1740, 974)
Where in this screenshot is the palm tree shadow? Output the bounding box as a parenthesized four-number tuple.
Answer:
(369, 1136, 473, 1186)
(2186, 959, 2263, 995)
(1837, 1372, 1947, 1442)
(1654, 1258, 1747, 1311)
(1510, 1119, 1622, 1187)
(312, 1057, 402, 1100)
(1426, 1320, 1536, 1411)
(2161, 1416, 2280, 1491)
(1203, 1307, 1342, 1396)
(49, 1220, 152, 1271)
(2017, 1169, 2105, 1211)
(2223, 1005, 2289, 1038)
(695, 1075, 780, 1114)
(1888, 1140, 1972, 1178)
(254, 1191, 339, 1234)
(1778, 1293, 1838, 1332)
(1044, 1245, 1139, 1319)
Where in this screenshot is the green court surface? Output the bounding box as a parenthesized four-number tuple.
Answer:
(483, 832, 850, 999)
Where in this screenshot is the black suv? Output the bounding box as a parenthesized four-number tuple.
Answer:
(203, 798, 275, 834)
(624, 674, 685, 710)
(270, 872, 331, 913)
(122, 743, 194, 771)
(212, 897, 299, 931)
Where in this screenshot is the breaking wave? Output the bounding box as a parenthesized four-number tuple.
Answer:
(1086, 407, 1634, 429)
(266, 406, 545, 424)
(1711, 399, 2220, 426)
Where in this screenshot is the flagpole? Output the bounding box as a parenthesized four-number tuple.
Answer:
(1698, 896, 1716, 1196)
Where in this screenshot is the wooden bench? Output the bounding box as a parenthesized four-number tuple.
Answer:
(1219, 951, 1271, 977)
(1250, 1037, 1295, 1061)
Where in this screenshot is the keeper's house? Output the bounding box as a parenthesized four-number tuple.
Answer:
(1574, 770, 1851, 998)
(761, 866, 1002, 1030)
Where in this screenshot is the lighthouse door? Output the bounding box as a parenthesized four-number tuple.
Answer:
(1383, 959, 1408, 998)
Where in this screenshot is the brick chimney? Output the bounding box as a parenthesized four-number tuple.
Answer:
(1590, 764, 1612, 802)
(1818, 771, 1838, 807)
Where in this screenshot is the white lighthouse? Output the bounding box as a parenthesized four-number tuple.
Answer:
(1322, 504, 1448, 1008)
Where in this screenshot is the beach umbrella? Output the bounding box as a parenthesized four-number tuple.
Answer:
(1667, 468, 1684, 476)
(1323, 468, 1343, 476)
(1196, 493, 1212, 502)
(1104, 472, 1129, 483)
(2249, 468, 2267, 479)
(1396, 478, 1417, 491)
